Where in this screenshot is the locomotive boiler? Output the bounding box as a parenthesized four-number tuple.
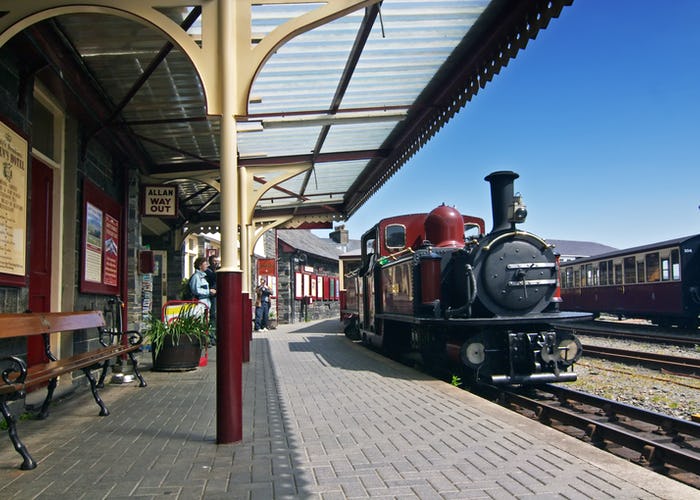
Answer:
(342, 171, 590, 385)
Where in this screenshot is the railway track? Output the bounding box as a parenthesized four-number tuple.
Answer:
(555, 321, 700, 348)
(475, 383, 700, 488)
(582, 344, 700, 377)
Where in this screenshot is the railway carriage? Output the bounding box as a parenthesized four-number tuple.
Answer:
(559, 235, 700, 328)
(342, 171, 590, 385)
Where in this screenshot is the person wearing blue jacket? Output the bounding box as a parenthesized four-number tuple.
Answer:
(189, 256, 216, 309)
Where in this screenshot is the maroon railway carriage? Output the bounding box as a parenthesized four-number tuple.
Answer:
(560, 235, 700, 328)
(342, 171, 590, 385)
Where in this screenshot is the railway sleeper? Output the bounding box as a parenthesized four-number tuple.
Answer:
(585, 423, 606, 447)
(638, 444, 671, 473)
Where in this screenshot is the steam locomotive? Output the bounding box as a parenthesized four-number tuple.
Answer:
(342, 171, 590, 385)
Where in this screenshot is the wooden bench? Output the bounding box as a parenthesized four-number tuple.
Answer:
(0, 311, 147, 470)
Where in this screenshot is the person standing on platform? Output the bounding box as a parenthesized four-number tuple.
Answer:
(189, 256, 216, 309)
(254, 277, 272, 331)
(204, 255, 220, 344)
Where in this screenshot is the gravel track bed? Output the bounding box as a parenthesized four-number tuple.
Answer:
(568, 335, 700, 420)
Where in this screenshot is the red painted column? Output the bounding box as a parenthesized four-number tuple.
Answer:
(242, 292, 250, 362)
(216, 270, 242, 443)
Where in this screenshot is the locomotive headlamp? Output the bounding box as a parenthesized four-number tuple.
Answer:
(508, 194, 527, 224)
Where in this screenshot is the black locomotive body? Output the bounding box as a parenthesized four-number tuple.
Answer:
(342, 171, 590, 385)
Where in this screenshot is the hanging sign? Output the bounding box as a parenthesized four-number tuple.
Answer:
(142, 184, 177, 217)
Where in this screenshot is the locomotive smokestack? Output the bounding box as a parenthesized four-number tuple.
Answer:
(485, 170, 519, 233)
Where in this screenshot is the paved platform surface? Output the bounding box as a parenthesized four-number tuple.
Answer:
(0, 319, 697, 499)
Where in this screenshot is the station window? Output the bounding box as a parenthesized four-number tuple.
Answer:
(637, 261, 645, 283)
(645, 253, 660, 282)
(385, 224, 406, 250)
(671, 249, 681, 280)
(599, 261, 608, 285)
(614, 263, 623, 285)
(623, 256, 636, 284)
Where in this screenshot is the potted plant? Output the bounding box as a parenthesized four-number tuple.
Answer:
(143, 303, 209, 371)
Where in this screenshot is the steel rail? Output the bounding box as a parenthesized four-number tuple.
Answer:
(486, 384, 700, 480)
(556, 323, 699, 348)
(582, 344, 700, 376)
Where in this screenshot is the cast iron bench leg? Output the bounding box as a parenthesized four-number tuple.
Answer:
(0, 400, 36, 470)
(82, 367, 109, 416)
(128, 352, 147, 387)
(37, 377, 58, 420)
(97, 360, 110, 388)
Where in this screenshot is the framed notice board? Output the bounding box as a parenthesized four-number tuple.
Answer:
(80, 179, 122, 294)
(0, 119, 29, 286)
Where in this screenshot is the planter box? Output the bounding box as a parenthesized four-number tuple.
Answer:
(151, 336, 202, 372)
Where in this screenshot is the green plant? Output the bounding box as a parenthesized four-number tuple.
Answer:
(143, 304, 209, 356)
(179, 278, 191, 300)
(450, 374, 462, 387)
(0, 412, 33, 430)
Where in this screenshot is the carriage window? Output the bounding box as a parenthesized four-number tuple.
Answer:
(645, 253, 660, 282)
(637, 261, 645, 283)
(564, 267, 573, 288)
(385, 224, 406, 249)
(661, 257, 670, 281)
(573, 269, 580, 287)
(585, 264, 593, 287)
(671, 249, 680, 280)
(614, 263, 623, 285)
(623, 256, 636, 284)
(606, 260, 614, 285)
(599, 261, 608, 285)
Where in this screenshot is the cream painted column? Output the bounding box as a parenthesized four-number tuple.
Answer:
(238, 163, 251, 364)
(216, 0, 243, 444)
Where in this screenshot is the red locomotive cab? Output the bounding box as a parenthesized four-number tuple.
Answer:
(424, 204, 464, 248)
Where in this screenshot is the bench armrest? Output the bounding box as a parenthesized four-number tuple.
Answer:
(1, 355, 27, 385)
(99, 328, 143, 348)
(124, 330, 143, 347)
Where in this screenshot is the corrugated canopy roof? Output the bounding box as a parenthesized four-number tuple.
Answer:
(6, 0, 572, 235)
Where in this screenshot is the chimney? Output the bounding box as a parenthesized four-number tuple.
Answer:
(484, 170, 519, 233)
(329, 225, 349, 244)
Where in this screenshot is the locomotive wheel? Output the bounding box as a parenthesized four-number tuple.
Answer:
(344, 319, 361, 340)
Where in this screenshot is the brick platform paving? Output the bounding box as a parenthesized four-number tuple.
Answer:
(0, 319, 695, 499)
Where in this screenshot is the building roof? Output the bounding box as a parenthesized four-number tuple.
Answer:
(547, 239, 618, 259)
(277, 229, 361, 262)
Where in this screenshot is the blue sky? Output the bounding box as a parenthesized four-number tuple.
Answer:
(333, 0, 700, 250)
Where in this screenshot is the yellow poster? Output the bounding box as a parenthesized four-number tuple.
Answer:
(0, 122, 28, 277)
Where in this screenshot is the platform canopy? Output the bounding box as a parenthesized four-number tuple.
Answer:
(4, 0, 572, 235)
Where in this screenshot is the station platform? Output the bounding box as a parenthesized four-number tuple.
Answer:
(0, 319, 696, 499)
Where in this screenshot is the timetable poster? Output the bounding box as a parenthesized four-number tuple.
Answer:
(102, 213, 119, 286)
